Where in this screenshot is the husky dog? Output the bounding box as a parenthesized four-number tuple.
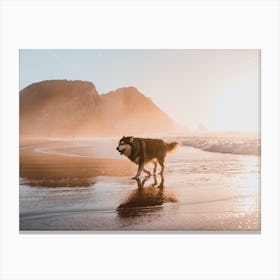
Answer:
(116, 136, 178, 179)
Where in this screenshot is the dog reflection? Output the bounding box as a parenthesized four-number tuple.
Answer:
(117, 175, 177, 217)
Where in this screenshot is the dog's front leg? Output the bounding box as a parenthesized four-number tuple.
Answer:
(132, 162, 144, 179)
(143, 168, 151, 176)
(132, 140, 145, 179)
(153, 161, 157, 174)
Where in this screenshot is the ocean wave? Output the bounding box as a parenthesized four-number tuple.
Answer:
(181, 137, 260, 155)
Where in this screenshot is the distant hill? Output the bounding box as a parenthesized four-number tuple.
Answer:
(20, 80, 179, 137)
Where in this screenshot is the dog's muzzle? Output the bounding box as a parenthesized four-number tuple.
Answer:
(116, 146, 124, 154)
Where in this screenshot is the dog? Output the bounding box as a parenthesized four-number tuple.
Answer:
(116, 136, 178, 179)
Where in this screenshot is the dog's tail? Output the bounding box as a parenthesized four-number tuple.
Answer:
(165, 141, 178, 153)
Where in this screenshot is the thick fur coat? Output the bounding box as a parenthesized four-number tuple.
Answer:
(116, 136, 178, 178)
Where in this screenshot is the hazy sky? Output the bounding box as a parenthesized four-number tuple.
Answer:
(20, 49, 260, 132)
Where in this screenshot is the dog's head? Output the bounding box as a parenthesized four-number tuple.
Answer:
(116, 136, 134, 157)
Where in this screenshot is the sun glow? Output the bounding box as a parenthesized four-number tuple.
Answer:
(207, 80, 260, 131)
(207, 79, 260, 132)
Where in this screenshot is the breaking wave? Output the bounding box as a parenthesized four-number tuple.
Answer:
(181, 137, 260, 156)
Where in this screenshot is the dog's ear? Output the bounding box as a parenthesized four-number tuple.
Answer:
(130, 136, 134, 143)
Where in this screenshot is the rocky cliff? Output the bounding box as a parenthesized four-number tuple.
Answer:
(20, 80, 178, 137)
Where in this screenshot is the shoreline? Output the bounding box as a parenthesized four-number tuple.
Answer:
(19, 140, 260, 231)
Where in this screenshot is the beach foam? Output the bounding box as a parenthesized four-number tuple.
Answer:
(181, 137, 260, 155)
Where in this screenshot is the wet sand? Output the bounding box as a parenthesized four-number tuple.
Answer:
(20, 142, 135, 187)
(20, 139, 261, 231)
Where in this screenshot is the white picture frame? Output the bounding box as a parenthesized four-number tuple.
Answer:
(1, 0, 279, 279)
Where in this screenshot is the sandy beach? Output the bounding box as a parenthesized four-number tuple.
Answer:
(20, 138, 261, 231)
